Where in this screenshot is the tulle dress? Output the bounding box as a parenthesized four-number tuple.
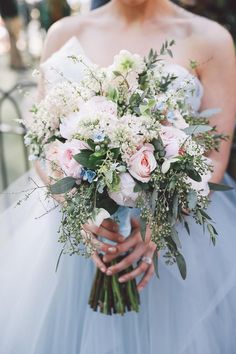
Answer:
(0, 37, 236, 354)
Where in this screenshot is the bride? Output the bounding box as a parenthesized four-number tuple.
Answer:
(1, 0, 236, 353)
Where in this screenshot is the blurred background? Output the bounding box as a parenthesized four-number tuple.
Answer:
(0, 0, 235, 192)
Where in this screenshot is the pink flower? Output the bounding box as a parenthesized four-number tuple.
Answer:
(58, 139, 89, 179)
(79, 96, 117, 117)
(45, 140, 64, 179)
(109, 173, 139, 207)
(159, 126, 187, 158)
(128, 143, 157, 183)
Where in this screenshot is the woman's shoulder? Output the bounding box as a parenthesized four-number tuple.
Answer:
(178, 7, 234, 54)
(40, 9, 105, 63)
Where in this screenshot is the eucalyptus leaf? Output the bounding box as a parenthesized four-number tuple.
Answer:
(50, 177, 76, 194)
(171, 228, 181, 249)
(153, 250, 160, 278)
(140, 217, 147, 241)
(208, 182, 233, 191)
(183, 125, 212, 135)
(176, 253, 187, 280)
(184, 221, 190, 235)
(172, 194, 179, 220)
(187, 190, 198, 210)
(199, 108, 221, 118)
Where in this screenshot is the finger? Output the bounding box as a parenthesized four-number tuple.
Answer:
(92, 252, 107, 273)
(102, 230, 139, 263)
(118, 243, 156, 282)
(84, 223, 125, 243)
(118, 261, 149, 283)
(130, 217, 140, 230)
(106, 243, 146, 275)
(137, 264, 155, 291)
(91, 235, 118, 254)
(101, 219, 119, 232)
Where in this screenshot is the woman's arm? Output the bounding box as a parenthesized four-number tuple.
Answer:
(198, 24, 236, 183)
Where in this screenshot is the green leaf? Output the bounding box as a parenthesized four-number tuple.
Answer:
(183, 125, 212, 135)
(74, 150, 102, 169)
(199, 209, 212, 220)
(186, 169, 202, 182)
(187, 190, 198, 210)
(176, 253, 187, 280)
(50, 177, 76, 194)
(171, 228, 181, 249)
(140, 216, 147, 241)
(199, 108, 221, 118)
(153, 250, 160, 278)
(184, 221, 190, 235)
(96, 194, 119, 215)
(172, 193, 179, 220)
(113, 70, 122, 77)
(208, 182, 233, 191)
(133, 183, 143, 193)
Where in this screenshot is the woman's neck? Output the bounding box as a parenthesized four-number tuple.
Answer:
(109, 0, 173, 24)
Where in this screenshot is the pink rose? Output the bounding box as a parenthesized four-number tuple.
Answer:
(159, 126, 187, 158)
(109, 173, 139, 207)
(128, 143, 157, 183)
(58, 139, 89, 179)
(45, 140, 64, 179)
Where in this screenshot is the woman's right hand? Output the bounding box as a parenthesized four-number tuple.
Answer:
(83, 219, 125, 273)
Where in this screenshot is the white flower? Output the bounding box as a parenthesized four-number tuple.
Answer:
(111, 50, 146, 75)
(109, 173, 139, 207)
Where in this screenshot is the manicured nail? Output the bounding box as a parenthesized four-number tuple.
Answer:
(106, 269, 112, 276)
(118, 277, 125, 283)
(108, 247, 117, 253)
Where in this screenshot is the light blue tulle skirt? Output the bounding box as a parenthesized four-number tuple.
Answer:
(0, 170, 236, 354)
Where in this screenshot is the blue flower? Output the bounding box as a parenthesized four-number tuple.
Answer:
(93, 131, 105, 143)
(155, 102, 165, 111)
(81, 168, 96, 183)
(167, 110, 176, 122)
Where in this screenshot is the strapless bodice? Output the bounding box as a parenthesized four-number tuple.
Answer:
(40, 36, 204, 112)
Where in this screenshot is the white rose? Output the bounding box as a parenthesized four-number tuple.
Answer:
(109, 173, 139, 207)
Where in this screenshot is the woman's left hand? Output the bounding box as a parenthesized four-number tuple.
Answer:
(103, 218, 157, 292)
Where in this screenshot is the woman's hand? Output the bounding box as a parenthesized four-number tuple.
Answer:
(103, 218, 156, 292)
(83, 218, 125, 273)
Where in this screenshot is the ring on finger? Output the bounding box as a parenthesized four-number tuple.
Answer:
(141, 255, 152, 265)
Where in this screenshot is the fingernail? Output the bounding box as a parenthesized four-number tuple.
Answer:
(138, 287, 144, 292)
(103, 256, 107, 262)
(106, 270, 112, 276)
(118, 277, 125, 283)
(118, 236, 125, 242)
(108, 247, 117, 253)
(101, 267, 106, 273)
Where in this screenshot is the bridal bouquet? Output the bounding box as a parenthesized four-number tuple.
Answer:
(24, 41, 229, 315)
